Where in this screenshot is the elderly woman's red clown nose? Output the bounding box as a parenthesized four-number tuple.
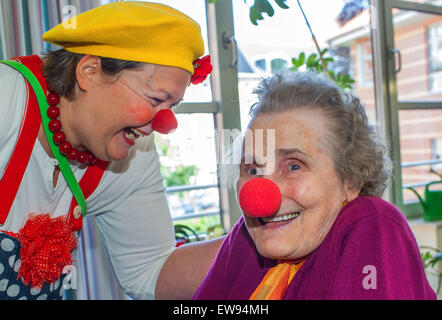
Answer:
(152, 109, 178, 134)
(238, 178, 282, 218)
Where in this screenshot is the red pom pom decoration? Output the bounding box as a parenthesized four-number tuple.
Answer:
(152, 109, 178, 134)
(16, 213, 78, 289)
(191, 55, 213, 85)
(238, 178, 282, 218)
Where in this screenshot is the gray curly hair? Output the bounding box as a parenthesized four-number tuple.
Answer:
(247, 72, 391, 197)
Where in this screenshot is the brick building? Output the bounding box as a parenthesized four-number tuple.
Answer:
(328, 7, 442, 202)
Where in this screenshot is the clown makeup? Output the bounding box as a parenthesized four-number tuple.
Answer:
(237, 108, 359, 261)
(117, 64, 186, 110)
(65, 62, 190, 162)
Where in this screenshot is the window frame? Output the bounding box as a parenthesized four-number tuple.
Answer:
(428, 21, 442, 73)
(356, 41, 375, 88)
(169, 0, 242, 231)
(372, 0, 442, 218)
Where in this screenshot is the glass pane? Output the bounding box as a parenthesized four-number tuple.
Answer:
(156, 114, 220, 220)
(131, 0, 212, 102)
(393, 8, 442, 102)
(399, 109, 442, 204)
(233, 0, 377, 131)
(353, 41, 376, 122)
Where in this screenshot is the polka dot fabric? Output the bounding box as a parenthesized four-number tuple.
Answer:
(0, 232, 66, 300)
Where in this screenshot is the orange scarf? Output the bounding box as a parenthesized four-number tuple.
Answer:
(249, 259, 305, 300)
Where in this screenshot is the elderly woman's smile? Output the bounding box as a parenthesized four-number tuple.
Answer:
(260, 210, 302, 224)
(238, 109, 359, 261)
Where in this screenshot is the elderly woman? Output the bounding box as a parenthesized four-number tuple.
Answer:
(0, 2, 221, 300)
(193, 72, 436, 300)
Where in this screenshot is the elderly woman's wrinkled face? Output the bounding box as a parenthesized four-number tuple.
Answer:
(237, 108, 358, 260)
(71, 60, 190, 162)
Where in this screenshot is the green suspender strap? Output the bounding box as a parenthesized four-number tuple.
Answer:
(0, 57, 87, 224)
(0, 59, 88, 217)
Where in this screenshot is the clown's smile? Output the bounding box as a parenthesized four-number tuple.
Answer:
(123, 127, 148, 142)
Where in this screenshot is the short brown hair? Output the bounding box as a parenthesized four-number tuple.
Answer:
(42, 49, 143, 100)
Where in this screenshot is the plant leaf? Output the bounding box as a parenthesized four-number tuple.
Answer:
(306, 53, 317, 68)
(255, 0, 275, 16)
(249, 6, 263, 25)
(324, 57, 334, 63)
(298, 52, 305, 65)
(249, 0, 275, 25)
(274, 0, 290, 9)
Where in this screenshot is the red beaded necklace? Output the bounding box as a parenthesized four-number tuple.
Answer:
(46, 92, 97, 165)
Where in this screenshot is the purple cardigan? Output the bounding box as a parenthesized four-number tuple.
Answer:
(194, 196, 436, 300)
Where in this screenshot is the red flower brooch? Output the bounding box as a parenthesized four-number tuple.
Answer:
(15, 214, 78, 289)
(191, 55, 213, 85)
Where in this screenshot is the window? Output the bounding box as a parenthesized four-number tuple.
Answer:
(430, 136, 442, 174)
(432, 136, 442, 161)
(428, 23, 442, 72)
(252, 56, 290, 75)
(373, 0, 442, 217)
(400, 109, 442, 204)
(270, 58, 288, 74)
(428, 23, 442, 92)
(157, 114, 220, 225)
(254, 58, 266, 72)
(356, 41, 374, 87)
(135, 0, 242, 235)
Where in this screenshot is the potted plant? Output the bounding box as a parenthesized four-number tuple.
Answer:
(421, 246, 442, 295)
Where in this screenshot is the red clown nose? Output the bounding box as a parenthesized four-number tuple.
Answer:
(152, 109, 178, 134)
(238, 178, 282, 218)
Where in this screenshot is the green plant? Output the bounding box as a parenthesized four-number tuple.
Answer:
(248, 0, 289, 25)
(155, 138, 197, 198)
(174, 215, 220, 233)
(290, 50, 355, 91)
(206, 224, 227, 239)
(175, 224, 201, 243)
(161, 165, 196, 199)
(162, 165, 196, 187)
(174, 215, 226, 241)
(420, 246, 442, 294)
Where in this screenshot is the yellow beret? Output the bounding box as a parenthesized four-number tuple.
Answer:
(42, 1, 204, 74)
